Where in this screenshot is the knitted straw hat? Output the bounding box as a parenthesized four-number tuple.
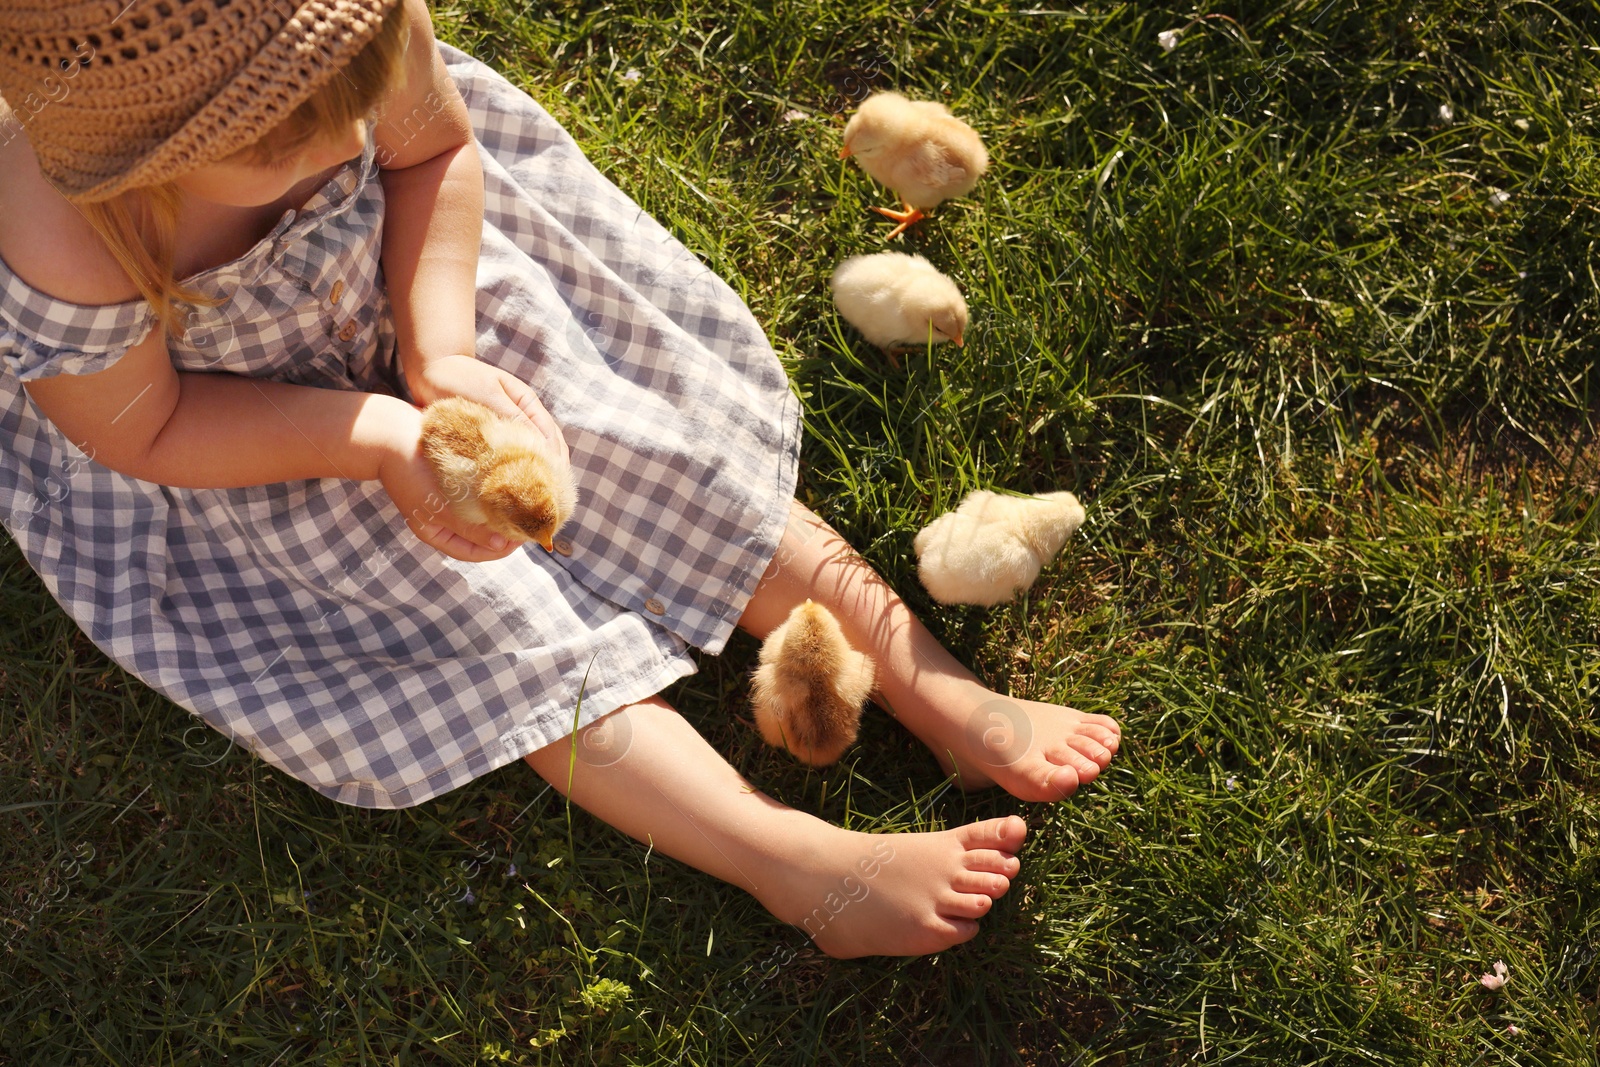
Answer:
(0, 0, 402, 202)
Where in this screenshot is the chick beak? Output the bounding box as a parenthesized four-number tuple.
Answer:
(537, 533, 555, 552)
(839, 142, 854, 159)
(953, 330, 965, 347)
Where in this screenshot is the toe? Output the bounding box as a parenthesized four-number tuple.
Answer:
(952, 870, 1011, 897)
(963, 849, 1021, 877)
(998, 813, 1028, 849)
(959, 814, 1028, 853)
(911, 912, 979, 953)
(940, 917, 981, 949)
(1079, 723, 1121, 752)
(1043, 761, 1083, 799)
(942, 892, 996, 920)
(1067, 733, 1113, 767)
(1048, 745, 1102, 785)
(1083, 713, 1122, 737)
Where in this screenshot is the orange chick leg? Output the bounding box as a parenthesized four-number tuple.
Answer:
(871, 202, 927, 241)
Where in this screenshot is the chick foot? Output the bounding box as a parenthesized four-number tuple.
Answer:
(925, 694, 1121, 801)
(756, 816, 1027, 958)
(872, 201, 927, 240)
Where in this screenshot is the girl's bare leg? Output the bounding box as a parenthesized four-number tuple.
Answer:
(738, 500, 1121, 802)
(523, 696, 1026, 958)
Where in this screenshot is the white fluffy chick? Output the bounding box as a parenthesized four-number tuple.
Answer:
(840, 91, 989, 240)
(750, 599, 876, 767)
(829, 252, 967, 367)
(912, 490, 1085, 606)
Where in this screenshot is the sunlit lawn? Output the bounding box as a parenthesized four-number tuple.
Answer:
(3, 1, 1598, 1063)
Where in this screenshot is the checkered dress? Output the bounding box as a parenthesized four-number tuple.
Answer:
(0, 44, 800, 808)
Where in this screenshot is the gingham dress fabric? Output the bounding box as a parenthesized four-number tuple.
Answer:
(0, 43, 801, 808)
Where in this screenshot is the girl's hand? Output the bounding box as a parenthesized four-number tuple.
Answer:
(376, 400, 520, 562)
(409, 353, 571, 466)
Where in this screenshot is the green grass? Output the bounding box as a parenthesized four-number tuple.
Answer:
(5, 1, 1600, 1063)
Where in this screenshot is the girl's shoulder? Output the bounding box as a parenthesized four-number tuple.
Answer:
(0, 135, 143, 309)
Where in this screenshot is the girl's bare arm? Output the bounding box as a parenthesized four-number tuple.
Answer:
(21, 325, 414, 488)
(374, 0, 482, 396)
(23, 328, 515, 561)
(367, 0, 569, 461)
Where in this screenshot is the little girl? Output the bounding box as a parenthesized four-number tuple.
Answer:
(0, 0, 1119, 958)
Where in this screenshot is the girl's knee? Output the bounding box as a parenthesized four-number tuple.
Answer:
(521, 696, 673, 783)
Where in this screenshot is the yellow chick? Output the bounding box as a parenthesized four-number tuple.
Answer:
(912, 491, 1085, 607)
(829, 252, 968, 367)
(418, 397, 577, 552)
(750, 599, 877, 767)
(840, 91, 989, 240)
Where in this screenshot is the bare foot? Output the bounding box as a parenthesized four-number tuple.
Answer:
(756, 815, 1027, 958)
(921, 692, 1121, 802)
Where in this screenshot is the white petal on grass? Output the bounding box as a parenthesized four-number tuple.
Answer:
(781, 108, 808, 123)
(1489, 189, 1513, 207)
(1439, 102, 1454, 122)
(1479, 960, 1509, 990)
(620, 68, 642, 83)
(1158, 28, 1183, 52)
(1098, 150, 1125, 186)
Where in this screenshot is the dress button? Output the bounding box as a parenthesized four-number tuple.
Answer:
(552, 538, 573, 556)
(329, 280, 345, 305)
(643, 597, 666, 616)
(337, 320, 358, 342)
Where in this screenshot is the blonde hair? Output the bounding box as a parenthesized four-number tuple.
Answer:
(75, 1, 410, 339)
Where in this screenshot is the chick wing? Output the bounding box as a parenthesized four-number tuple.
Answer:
(420, 398, 501, 527)
(880, 132, 986, 211)
(913, 513, 1043, 606)
(830, 252, 967, 354)
(913, 491, 1085, 605)
(419, 397, 577, 550)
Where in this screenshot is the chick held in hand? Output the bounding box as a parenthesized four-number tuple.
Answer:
(830, 252, 967, 367)
(913, 491, 1085, 607)
(419, 397, 577, 552)
(751, 599, 877, 767)
(840, 91, 988, 240)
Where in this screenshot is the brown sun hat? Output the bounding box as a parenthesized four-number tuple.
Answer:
(0, 0, 401, 203)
